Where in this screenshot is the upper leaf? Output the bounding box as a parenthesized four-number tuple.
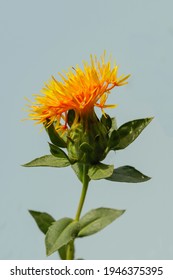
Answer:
(29, 210, 55, 234)
(100, 113, 112, 131)
(108, 130, 120, 150)
(45, 122, 67, 148)
(88, 163, 114, 180)
(78, 207, 125, 237)
(45, 218, 80, 256)
(22, 155, 70, 168)
(71, 163, 84, 182)
(112, 117, 154, 150)
(67, 109, 75, 127)
(49, 143, 69, 159)
(106, 165, 151, 183)
(80, 142, 93, 153)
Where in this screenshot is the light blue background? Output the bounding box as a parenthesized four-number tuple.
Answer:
(1, 0, 173, 260)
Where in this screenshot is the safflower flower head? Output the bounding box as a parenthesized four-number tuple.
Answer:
(28, 52, 130, 131)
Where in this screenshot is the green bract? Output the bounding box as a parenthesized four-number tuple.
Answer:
(67, 111, 109, 164)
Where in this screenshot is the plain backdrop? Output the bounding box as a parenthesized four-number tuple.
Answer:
(0, 0, 173, 260)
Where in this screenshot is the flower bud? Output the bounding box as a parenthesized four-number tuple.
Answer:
(67, 111, 109, 164)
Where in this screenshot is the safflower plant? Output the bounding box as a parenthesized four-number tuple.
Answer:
(23, 52, 153, 260)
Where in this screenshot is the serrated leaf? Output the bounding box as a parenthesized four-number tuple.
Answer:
(22, 155, 70, 168)
(113, 117, 154, 150)
(88, 163, 114, 180)
(45, 122, 67, 148)
(29, 210, 55, 234)
(78, 208, 125, 237)
(45, 218, 80, 256)
(106, 165, 151, 183)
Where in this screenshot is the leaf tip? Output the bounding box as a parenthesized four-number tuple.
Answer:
(145, 176, 152, 181)
(46, 249, 51, 257)
(28, 209, 34, 215)
(21, 163, 27, 167)
(148, 116, 154, 123)
(45, 247, 51, 256)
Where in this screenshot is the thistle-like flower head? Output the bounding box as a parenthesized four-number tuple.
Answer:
(28, 52, 130, 131)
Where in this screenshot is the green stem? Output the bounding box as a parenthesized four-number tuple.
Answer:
(75, 162, 89, 221)
(66, 241, 74, 260)
(66, 161, 89, 260)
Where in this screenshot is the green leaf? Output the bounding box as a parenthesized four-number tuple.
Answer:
(108, 130, 120, 150)
(113, 117, 154, 150)
(71, 163, 83, 182)
(45, 122, 67, 148)
(49, 143, 69, 159)
(58, 245, 67, 260)
(88, 163, 114, 180)
(45, 218, 80, 256)
(22, 155, 70, 168)
(106, 165, 151, 183)
(100, 113, 112, 131)
(80, 142, 93, 153)
(28, 210, 68, 260)
(78, 208, 125, 237)
(29, 210, 55, 234)
(67, 110, 75, 127)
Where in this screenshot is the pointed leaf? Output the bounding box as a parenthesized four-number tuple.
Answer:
(45, 218, 80, 256)
(78, 208, 125, 237)
(29, 210, 55, 234)
(67, 109, 75, 127)
(45, 122, 67, 148)
(71, 163, 85, 183)
(80, 142, 93, 153)
(106, 165, 151, 183)
(100, 113, 112, 131)
(29, 210, 68, 260)
(58, 245, 67, 260)
(49, 143, 69, 159)
(108, 130, 120, 150)
(113, 117, 154, 150)
(88, 163, 114, 180)
(22, 155, 70, 168)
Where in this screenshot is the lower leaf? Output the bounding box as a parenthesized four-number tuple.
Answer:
(29, 211, 69, 260)
(78, 207, 125, 237)
(45, 218, 80, 256)
(58, 245, 67, 260)
(28, 210, 55, 234)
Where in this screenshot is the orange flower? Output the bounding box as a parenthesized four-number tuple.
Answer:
(28, 52, 130, 129)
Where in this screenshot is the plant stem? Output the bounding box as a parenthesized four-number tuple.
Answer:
(66, 161, 89, 260)
(66, 240, 74, 260)
(75, 163, 89, 221)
